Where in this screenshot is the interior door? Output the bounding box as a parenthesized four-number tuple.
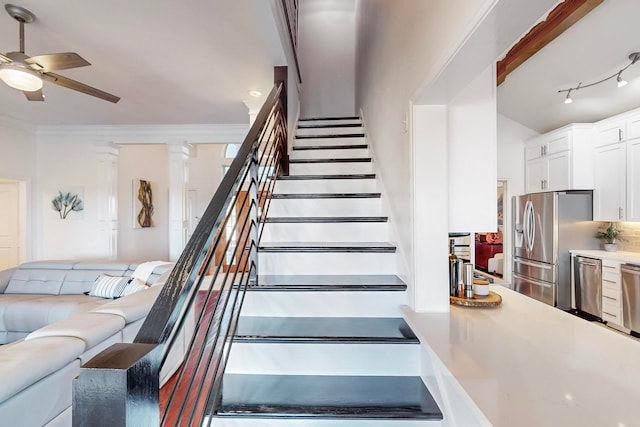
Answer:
(0, 182, 20, 270)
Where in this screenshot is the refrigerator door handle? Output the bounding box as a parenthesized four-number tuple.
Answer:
(513, 272, 552, 288)
(523, 200, 535, 253)
(514, 258, 553, 270)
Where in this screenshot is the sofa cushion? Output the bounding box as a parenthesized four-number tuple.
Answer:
(60, 269, 127, 295)
(26, 312, 126, 350)
(4, 269, 67, 295)
(15, 261, 75, 270)
(72, 261, 132, 271)
(91, 285, 163, 324)
(0, 267, 17, 294)
(0, 295, 105, 340)
(0, 336, 85, 403)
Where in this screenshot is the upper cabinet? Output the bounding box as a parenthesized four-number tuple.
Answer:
(524, 124, 593, 193)
(592, 112, 640, 221)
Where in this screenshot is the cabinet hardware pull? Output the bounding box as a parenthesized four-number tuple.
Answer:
(603, 295, 617, 300)
(603, 311, 617, 317)
(603, 279, 617, 284)
(603, 265, 617, 269)
(619, 128, 623, 141)
(619, 207, 624, 219)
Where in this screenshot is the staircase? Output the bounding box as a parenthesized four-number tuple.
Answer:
(214, 117, 444, 425)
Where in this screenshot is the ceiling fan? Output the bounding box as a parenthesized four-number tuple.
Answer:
(0, 4, 119, 103)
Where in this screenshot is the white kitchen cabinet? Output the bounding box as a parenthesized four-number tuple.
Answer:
(601, 259, 623, 326)
(626, 137, 640, 221)
(594, 120, 626, 147)
(524, 124, 593, 193)
(593, 142, 626, 221)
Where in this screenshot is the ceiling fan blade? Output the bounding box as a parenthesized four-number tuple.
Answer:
(24, 89, 44, 101)
(43, 72, 120, 103)
(26, 52, 90, 72)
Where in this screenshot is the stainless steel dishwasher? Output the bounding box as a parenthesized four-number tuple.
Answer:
(574, 255, 602, 318)
(622, 263, 640, 334)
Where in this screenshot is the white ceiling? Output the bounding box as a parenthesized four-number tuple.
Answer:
(498, 0, 640, 134)
(0, 0, 286, 126)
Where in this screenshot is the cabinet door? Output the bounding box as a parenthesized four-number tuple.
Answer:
(627, 138, 640, 221)
(594, 121, 625, 147)
(525, 158, 545, 193)
(594, 143, 626, 221)
(546, 151, 571, 191)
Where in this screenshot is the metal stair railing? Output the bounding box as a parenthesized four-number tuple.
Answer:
(72, 69, 289, 427)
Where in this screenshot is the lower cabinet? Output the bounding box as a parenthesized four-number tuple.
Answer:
(601, 259, 623, 326)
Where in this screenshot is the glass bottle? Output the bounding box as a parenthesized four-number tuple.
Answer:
(449, 239, 458, 296)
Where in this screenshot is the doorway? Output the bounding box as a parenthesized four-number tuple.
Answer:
(0, 179, 26, 270)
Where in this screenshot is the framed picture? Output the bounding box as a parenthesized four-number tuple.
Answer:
(50, 187, 84, 220)
(133, 179, 154, 228)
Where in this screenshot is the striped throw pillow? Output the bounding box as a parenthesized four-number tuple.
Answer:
(120, 278, 149, 296)
(88, 274, 131, 298)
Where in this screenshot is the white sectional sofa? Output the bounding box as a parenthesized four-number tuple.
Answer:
(0, 260, 180, 427)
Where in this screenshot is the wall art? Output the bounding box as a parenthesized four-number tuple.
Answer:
(51, 188, 84, 220)
(133, 179, 154, 228)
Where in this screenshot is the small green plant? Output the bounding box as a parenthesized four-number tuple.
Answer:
(596, 222, 624, 244)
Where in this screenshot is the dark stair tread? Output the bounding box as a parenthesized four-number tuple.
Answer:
(234, 317, 418, 343)
(289, 157, 371, 164)
(299, 116, 360, 121)
(258, 242, 396, 253)
(216, 374, 443, 420)
(277, 174, 375, 180)
(296, 133, 365, 139)
(293, 144, 368, 150)
(269, 192, 381, 199)
(251, 274, 407, 291)
(264, 216, 387, 223)
(297, 123, 363, 129)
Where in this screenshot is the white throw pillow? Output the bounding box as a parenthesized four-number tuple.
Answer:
(88, 274, 131, 299)
(120, 278, 149, 296)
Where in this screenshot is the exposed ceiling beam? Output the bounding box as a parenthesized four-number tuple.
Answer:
(496, 0, 604, 86)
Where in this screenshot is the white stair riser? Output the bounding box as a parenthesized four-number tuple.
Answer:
(290, 148, 369, 159)
(241, 291, 406, 317)
(289, 162, 373, 175)
(259, 252, 396, 275)
(294, 137, 365, 147)
(298, 119, 361, 127)
(226, 343, 420, 376)
(296, 126, 364, 136)
(274, 179, 377, 194)
(261, 222, 388, 242)
(211, 418, 444, 426)
(267, 198, 382, 217)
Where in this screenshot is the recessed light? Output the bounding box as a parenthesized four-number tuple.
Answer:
(248, 90, 262, 98)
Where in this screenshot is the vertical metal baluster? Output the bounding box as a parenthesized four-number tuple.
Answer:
(249, 141, 259, 285)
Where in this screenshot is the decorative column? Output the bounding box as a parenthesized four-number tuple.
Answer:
(96, 144, 119, 259)
(168, 143, 191, 261)
(243, 99, 264, 126)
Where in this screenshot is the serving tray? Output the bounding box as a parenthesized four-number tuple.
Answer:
(450, 290, 502, 307)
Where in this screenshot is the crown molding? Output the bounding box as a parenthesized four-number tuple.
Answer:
(36, 123, 250, 144)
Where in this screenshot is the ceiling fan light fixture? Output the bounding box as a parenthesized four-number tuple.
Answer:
(0, 64, 42, 92)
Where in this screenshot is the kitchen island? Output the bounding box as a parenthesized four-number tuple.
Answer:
(402, 286, 640, 427)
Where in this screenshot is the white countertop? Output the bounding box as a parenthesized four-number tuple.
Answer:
(570, 249, 640, 264)
(403, 286, 640, 427)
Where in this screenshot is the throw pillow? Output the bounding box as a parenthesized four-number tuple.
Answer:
(120, 278, 149, 296)
(88, 274, 131, 299)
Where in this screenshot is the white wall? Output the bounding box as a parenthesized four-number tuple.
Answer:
(355, 0, 494, 282)
(188, 144, 229, 221)
(299, 0, 356, 117)
(448, 65, 497, 232)
(117, 145, 170, 261)
(497, 113, 539, 198)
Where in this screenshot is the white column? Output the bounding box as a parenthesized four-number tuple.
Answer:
(168, 143, 191, 261)
(243, 99, 264, 126)
(411, 104, 450, 312)
(96, 144, 119, 259)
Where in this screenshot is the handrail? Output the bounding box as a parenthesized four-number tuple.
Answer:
(72, 72, 288, 426)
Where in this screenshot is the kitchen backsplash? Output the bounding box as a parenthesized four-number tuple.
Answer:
(617, 222, 640, 252)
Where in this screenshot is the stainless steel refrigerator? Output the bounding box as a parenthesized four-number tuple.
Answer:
(513, 191, 600, 310)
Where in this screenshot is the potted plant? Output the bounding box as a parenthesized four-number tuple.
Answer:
(596, 222, 624, 251)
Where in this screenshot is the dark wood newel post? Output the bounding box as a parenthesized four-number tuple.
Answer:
(274, 66, 289, 176)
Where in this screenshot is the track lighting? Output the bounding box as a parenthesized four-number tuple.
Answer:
(558, 52, 639, 104)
